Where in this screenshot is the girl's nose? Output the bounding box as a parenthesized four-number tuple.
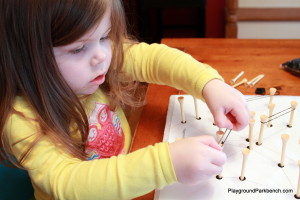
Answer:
(91, 48, 106, 66)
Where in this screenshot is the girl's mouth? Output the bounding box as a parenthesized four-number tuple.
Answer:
(91, 74, 105, 85)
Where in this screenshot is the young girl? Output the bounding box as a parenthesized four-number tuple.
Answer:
(0, 0, 249, 199)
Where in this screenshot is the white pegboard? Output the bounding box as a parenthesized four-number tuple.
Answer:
(155, 95, 300, 200)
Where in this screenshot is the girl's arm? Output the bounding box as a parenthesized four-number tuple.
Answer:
(5, 111, 177, 199)
(123, 42, 222, 101)
(123, 42, 249, 130)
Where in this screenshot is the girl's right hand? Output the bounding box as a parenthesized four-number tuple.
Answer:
(168, 135, 226, 185)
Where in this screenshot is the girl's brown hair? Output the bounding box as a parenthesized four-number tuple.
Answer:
(0, 0, 141, 167)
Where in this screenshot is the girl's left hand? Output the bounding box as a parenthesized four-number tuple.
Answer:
(202, 79, 250, 131)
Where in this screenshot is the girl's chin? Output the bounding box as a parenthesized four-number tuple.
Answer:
(76, 85, 100, 96)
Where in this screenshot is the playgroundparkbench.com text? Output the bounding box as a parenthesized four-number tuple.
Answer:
(228, 188, 293, 194)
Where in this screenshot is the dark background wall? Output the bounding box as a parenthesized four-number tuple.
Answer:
(205, 0, 226, 38)
(122, 0, 226, 43)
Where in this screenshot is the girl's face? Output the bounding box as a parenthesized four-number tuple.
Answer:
(53, 9, 112, 95)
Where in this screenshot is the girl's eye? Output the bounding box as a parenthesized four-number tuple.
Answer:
(100, 36, 110, 42)
(70, 45, 86, 54)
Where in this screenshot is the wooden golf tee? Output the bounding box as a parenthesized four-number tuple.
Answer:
(269, 88, 277, 104)
(250, 111, 256, 120)
(278, 134, 290, 168)
(246, 111, 255, 142)
(216, 130, 224, 180)
(248, 118, 255, 150)
(230, 71, 244, 84)
(216, 130, 224, 146)
(267, 103, 275, 127)
(249, 74, 264, 87)
(239, 148, 250, 181)
(232, 78, 247, 88)
(257, 115, 268, 145)
(177, 96, 186, 123)
(216, 172, 223, 180)
(295, 160, 300, 199)
(176, 129, 186, 141)
(287, 101, 297, 128)
(193, 96, 201, 120)
(245, 75, 262, 87)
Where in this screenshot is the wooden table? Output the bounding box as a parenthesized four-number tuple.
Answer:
(130, 38, 300, 200)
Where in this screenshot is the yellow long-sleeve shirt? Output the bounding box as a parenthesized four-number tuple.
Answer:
(4, 43, 222, 200)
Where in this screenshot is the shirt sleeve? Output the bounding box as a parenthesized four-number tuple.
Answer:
(123, 42, 223, 100)
(5, 109, 177, 200)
